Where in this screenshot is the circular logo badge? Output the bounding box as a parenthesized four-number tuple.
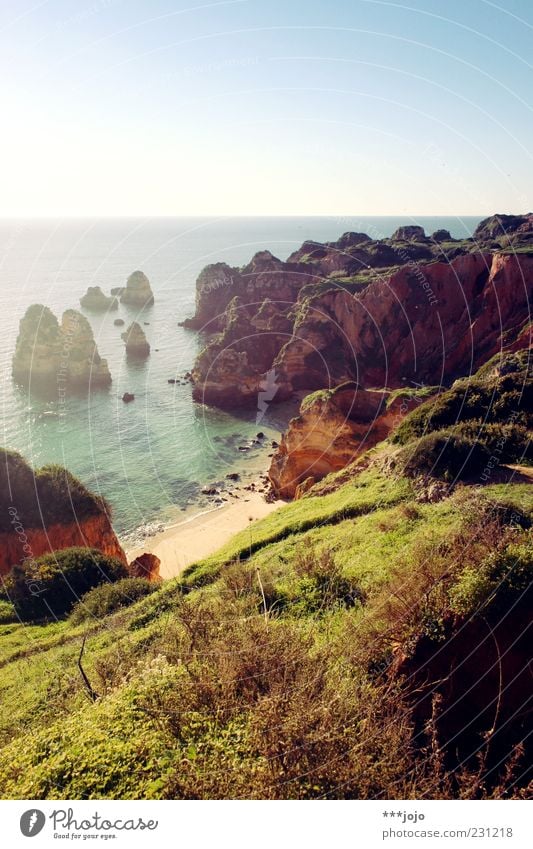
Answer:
(20, 810, 46, 837)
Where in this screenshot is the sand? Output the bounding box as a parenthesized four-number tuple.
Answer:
(126, 490, 284, 580)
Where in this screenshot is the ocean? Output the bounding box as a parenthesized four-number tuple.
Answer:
(0, 216, 481, 539)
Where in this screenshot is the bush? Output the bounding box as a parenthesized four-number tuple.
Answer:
(0, 599, 17, 624)
(70, 577, 156, 624)
(393, 351, 533, 445)
(0, 450, 110, 533)
(5, 547, 128, 621)
(397, 429, 491, 481)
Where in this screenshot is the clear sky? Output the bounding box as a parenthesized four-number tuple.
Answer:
(0, 0, 532, 216)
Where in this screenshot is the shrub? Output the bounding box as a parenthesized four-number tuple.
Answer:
(0, 449, 110, 533)
(397, 429, 491, 481)
(70, 577, 156, 624)
(5, 547, 128, 621)
(0, 599, 17, 624)
(393, 352, 532, 445)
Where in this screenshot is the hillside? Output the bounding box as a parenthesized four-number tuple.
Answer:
(0, 355, 531, 798)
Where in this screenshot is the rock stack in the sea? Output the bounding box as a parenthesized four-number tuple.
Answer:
(80, 286, 118, 311)
(120, 271, 154, 307)
(12, 304, 111, 389)
(121, 322, 150, 358)
(61, 309, 112, 386)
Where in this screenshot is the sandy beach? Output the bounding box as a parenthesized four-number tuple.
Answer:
(126, 489, 284, 580)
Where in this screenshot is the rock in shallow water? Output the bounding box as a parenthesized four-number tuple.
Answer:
(121, 322, 150, 358)
(12, 304, 112, 390)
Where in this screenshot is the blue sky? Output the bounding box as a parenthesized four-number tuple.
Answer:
(0, 0, 532, 215)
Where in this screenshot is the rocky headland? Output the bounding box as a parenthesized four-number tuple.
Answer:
(268, 382, 432, 498)
(0, 449, 163, 581)
(182, 213, 533, 492)
(12, 304, 112, 389)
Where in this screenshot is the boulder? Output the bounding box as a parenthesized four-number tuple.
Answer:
(121, 322, 150, 358)
(114, 318, 125, 326)
(128, 552, 162, 582)
(120, 271, 154, 307)
(122, 392, 135, 403)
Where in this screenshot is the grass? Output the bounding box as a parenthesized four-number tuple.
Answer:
(1, 374, 532, 798)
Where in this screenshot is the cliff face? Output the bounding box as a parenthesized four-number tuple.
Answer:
(268, 383, 426, 497)
(12, 305, 111, 389)
(185, 216, 533, 412)
(0, 513, 127, 578)
(188, 252, 317, 407)
(275, 252, 533, 395)
(0, 449, 127, 578)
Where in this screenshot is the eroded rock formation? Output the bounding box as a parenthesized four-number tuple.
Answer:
(80, 286, 118, 311)
(120, 271, 154, 307)
(129, 552, 162, 583)
(185, 217, 532, 410)
(268, 382, 427, 497)
(121, 322, 150, 358)
(12, 305, 111, 389)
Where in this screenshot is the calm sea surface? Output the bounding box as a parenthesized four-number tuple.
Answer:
(0, 216, 481, 537)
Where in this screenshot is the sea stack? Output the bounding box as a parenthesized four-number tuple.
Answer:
(12, 304, 111, 389)
(80, 286, 118, 311)
(120, 271, 154, 307)
(121, 322, 150, 358)
(61, 309, 112, 387)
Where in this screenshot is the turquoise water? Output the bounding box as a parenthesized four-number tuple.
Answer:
(0, 216, 481, 537)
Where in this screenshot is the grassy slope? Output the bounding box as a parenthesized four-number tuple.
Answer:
(0, 463, 531, 798)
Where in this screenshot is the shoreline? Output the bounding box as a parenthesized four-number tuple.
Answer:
(125, 481, 285, 580)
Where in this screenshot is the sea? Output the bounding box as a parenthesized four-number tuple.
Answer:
(0, 216, 481, 541)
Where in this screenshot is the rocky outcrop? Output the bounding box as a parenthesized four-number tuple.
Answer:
(80, 286, 118, 311)
(12, 305, 111, 389)
(0, 450, 126, 577)
(473, 212, 533, 242)
(268, 382, 426, 497)
(129, 552, 162, 583)
(391, 225, 427, 242)
(182, 251, 317, 334)
(120, 271, 154, 307)
(121, 322, 150, 358)
(185, 217, 533, 413)
(273, 251, 533, 397)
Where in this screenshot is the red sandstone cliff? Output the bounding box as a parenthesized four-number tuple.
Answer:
(274, 252, 533, 396)
(269, 382, 428, 497)
(0, 512, 127, 578)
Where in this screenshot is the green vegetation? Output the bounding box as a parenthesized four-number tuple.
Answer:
(0, 449, 110, 532)
(0, 461, 531, 799)
(70, 577, 156, 624)
(1, 348, 532, 799)
(393, 350, 532, 445)
(5, 547, 128, 621)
